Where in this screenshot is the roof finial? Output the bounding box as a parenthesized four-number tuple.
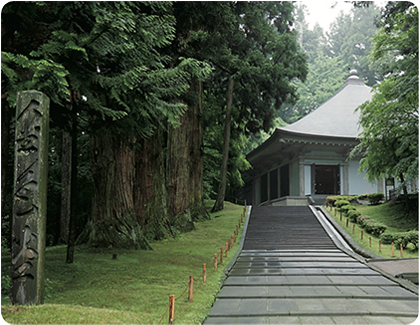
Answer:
(349, 69, 358, 77)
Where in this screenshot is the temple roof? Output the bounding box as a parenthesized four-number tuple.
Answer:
(280, 69, 372, 138)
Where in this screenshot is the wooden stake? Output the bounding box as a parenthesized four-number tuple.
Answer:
(244, 199, 247, 206)
(379, 240, 382, 252)
(225, 243, 228, 257)
(346, 219, 349, 227)
(214, 254, 217, 271)
(392, 242, 394, 256)
(169, 295, 175, 324)
(352, 224, 355, 234)
(188, 275, 193, 301)
(340, 210, 342, 220)
(334, 208, 337, 216)
(203, 264, 206, 283)
(220, 247, 223, 264)
(369, 237, 371, 247)
(400, 244, 403, 258)
(361, 230, 363, 240)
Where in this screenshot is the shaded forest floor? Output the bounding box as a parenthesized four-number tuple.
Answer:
(1, 201, 247, 324)
(327, 200, 418, 259)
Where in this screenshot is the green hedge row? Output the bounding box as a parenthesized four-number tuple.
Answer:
(379, 230, 419, 249)
(325, 193, 384, 206)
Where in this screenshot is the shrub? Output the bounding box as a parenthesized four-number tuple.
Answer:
(340, 204, 356, 214)
(335, 200, 350, 208)
(379, 233, 395, 244)
(367, 193, 384, 205)
(347, 210, 361, 223)
(357, 216, 369, 227)
(364, 220, 387, 237)
(379, 231, 418, 249)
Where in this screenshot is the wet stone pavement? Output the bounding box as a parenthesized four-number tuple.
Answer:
(204, 206, 418, 324)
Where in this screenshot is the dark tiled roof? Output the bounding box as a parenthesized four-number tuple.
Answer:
(281, 70, 372, 138)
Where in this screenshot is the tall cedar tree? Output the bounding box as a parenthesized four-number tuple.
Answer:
(2, 2, 210, 250)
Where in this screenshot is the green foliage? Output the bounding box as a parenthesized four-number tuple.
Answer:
(334, 200, 350, 208)
(380, 230, 418, 249)
(340, 204, 356, 214)
(347, 210, 361, 223)
(366, 193, 384, 205)
(352, 3, 418, 192)
(363, 220, 387, 237)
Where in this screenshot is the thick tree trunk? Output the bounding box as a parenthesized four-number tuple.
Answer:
(212, 77, 234, 212)
(59, 128, 71, 245)
(78, 127, 151, 250)
(167, 80, 209, 232)
(134, 126, 173, 241)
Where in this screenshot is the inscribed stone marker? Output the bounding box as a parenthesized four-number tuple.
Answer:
(11, 90, 49, 305)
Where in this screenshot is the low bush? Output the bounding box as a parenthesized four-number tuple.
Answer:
(379, 230, 418, 249)
(335, 200, 350, 208)
(340, 204, 356, 214)
(366, 193, 384, 205)
(364, 220, 387, 237)
(357, 215, 369, 227)
(347, 210, 361, 223)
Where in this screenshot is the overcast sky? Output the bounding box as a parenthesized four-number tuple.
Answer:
(299, 1, 387, 33)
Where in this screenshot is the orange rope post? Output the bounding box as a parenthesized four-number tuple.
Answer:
(169, 295, 175, 325)
(379, 240, 382, 253)
(214, 253, 217, 271)
(400, 244, 403, 258)
(220, 247, 223, 264)
(203, 264, 206, 283)
(225, 242, 228, 253)
(392, 242, 395, 256)
(188, 275, 193, 301)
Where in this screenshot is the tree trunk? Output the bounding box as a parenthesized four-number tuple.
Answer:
(134, 126, 174, 241)
(399, 173, 410, 211)
(212, 77, 234, 212)
(78, 127, 151, 250)
(66, 110, 77, 263)
(167, 80, 209, 232)
(59, 127, 71, 245)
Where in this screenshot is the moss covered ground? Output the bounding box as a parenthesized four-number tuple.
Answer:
(2, 200, 247, 324)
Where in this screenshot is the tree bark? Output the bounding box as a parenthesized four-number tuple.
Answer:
(59, 127, 71, 245)
(78, 127, 151, 250)
(167, 80, 209, 232)
(212, 77, 234, 212)
(134, 126, 174, 241)
(66, 109, 77, 263)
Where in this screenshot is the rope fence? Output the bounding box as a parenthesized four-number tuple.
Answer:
(157, 202, 248, 324)
(325, 202, 408, 259)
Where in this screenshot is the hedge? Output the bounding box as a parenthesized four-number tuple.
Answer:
(339, 204, 356, 214)
(347, 210, 361, 223)
(366, 193, 384, 205)
(335, 200, 350, 208)
(379, 230, 419, 249)
(363, 220, 387, 237)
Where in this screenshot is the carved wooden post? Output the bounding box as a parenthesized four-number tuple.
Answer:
(11, 90, 50, 305)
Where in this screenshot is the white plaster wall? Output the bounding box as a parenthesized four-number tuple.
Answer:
(348, 160, 378, 195)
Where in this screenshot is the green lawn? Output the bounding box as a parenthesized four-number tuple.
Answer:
(1, 201, 247, 324)
(327, 201, 418, 259)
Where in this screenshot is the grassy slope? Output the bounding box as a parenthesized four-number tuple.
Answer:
(327, 201, 418, 259)
(2, 201, 247, 324)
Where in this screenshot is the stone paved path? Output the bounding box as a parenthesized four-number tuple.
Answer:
(204, 206, 418, 324)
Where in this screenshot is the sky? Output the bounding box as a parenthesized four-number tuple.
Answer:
(299, 1, 386, 33)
